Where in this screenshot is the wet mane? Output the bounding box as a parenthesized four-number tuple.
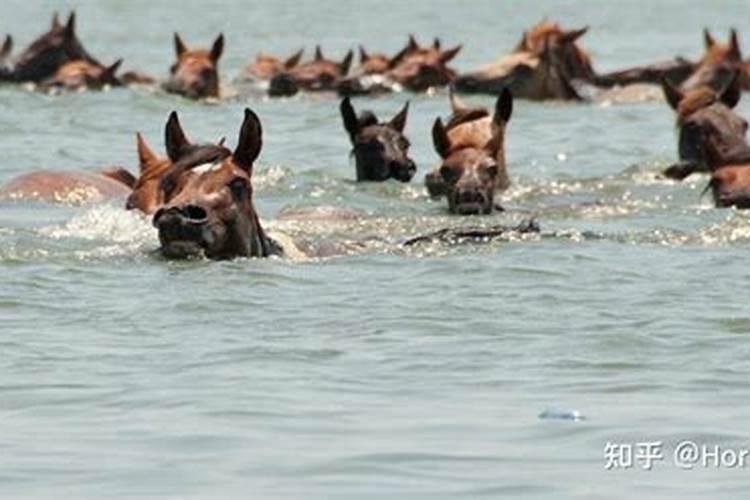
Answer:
(159, 143, 232, 190)
(445, 108, 490, 131)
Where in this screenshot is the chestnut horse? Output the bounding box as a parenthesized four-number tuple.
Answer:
(453, 21, 591, 100)
(268, 46, 353, 97)
(680, 29, 746, 93)
(386, 35, 462, 92)
(164, 33, 224, 99)
(151, 109, 281, 259)
(425, 89, 513, 214)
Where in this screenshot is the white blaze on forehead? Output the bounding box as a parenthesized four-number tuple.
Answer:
(192, 162, 223, 175)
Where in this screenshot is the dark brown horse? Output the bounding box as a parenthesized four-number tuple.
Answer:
(268, 46, 353, 97)
(426, 89, 513, 214)
(339, 97, 416, 182)
(151, 110, 281, 259)
(661, 72, 750, 180)
(453, 21, 591, 100)
(0, 12, 102, 83)
(163, 33, 224, 99)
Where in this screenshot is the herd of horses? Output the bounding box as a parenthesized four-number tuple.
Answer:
(2, 12, 750, 259)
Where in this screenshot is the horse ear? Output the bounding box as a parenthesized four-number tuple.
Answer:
(174, 33, 187, 58)
(433, 37, 442, 50)
(515, 31, 529, 52)
(315, 45, 324, 61)
(284, 48, 304, 69)
(408, 34, 419, 50)
(728, 28, 742, 60)
(718, 70, 742, 109)
(0, 35, 11, 60)
(234, 108, 263, 172)
(432, 118, 451, 159)
(51, 12, 61, 29)
(210, 33, 224, 63)
(136, 132, 157, 170)
(703, 28, 715, 50)
(561, 26, 589, 44)
(439, 45, 462, 64)
(340, 97, 360, 142)
(359, 45, 369, 63)
(388, 101, 409, 133)
(661, 77, 684, 110)
(493, 87, 513, 124)
(340, 50, 354, 75)
(165, 111, 191, 162)
(64, 12, 76, 38)
(102, 59, 123, 82)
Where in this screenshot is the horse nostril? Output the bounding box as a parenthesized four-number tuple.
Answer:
(152, 208, 167, 228)
(184, 205, 207, 222)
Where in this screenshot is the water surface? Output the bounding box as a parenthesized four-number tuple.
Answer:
(2, 1, 750, 498)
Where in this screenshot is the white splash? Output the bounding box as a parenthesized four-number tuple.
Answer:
(39, 205, 156, 245)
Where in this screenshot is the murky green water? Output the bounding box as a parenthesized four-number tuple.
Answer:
(2, 1, 750, 498)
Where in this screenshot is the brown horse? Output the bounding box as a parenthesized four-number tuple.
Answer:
(597, 28, 746, 92)
(661, 72, 750, 180)
(386, 35, 462, 92)
(335, 38, 423, 95)
(268, 46, 353, 97)
(163, 33, 224, 99)
(339, 97, 416, 182)
(39, 59, 123, 91)
(151, 109, 281, 259)
(453, 21, 591, 100)
(425, 89, 513, 214)
(243, 49, 304, 81)
(0, 12, 102, 83)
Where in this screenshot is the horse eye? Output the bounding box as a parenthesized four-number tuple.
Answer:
(228, 178, 248, 201)
(160, 175, 178, 201)
(399, 137, 411, 149)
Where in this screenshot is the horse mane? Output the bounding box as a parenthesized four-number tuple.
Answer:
(159, 143, 232, 192)
(445, 108, 490, 131)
